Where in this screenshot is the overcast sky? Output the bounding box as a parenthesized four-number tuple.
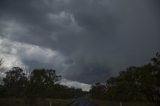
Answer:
(0, 0, 160, 85)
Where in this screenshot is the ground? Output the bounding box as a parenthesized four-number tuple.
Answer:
(0, 98, 156, 106)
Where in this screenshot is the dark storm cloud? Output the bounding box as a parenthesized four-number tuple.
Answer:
(0, 0, 160, 83)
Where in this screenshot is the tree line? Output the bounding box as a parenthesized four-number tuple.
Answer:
(0, 67, 85, 100)
(90, 53, 160, 103)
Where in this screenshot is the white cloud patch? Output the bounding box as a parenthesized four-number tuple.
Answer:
(0, 39, 25, 69)
(59, 78, 91, 91)
(0, 37, 68, 74)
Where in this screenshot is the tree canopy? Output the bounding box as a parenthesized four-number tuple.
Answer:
(0, 67, 85, 99)
(90, 52, 160, 103)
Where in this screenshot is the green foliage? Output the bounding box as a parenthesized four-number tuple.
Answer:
(89, 52, 160, 104)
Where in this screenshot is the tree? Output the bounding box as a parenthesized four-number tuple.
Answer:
(150, 52, 160, 102)
(28, 69, 61, 97)
(0, 58, 4, 84)
(106, 67, 146, 101)
(3, 67, 28, 97)
(105, 52, 160, 102)
(90, 83, 107, 99)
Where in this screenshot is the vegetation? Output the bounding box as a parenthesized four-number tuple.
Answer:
(90, 52, 160, 104)
(0, 67, 85, 106)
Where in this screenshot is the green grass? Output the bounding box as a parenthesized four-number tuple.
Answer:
(0, 98, 75, 106)
(91, 99, 156, 106)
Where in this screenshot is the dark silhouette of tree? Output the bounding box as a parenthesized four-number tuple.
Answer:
(104, 52, 160, 102)
(27, 69, 61, 97)
(106, 67, 147, 101)
(3, 67, 28, 97)
(90, 83, 107, 99)
(0, 58, 5, 97)
(89, 52, 160, 104)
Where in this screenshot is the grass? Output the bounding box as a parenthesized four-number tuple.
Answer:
(91, 99, 156, 106)
(0, 98, 75, 106)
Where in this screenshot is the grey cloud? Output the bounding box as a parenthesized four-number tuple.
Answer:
(0, 37, 68, 75)
(0, 0, 160, 83)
